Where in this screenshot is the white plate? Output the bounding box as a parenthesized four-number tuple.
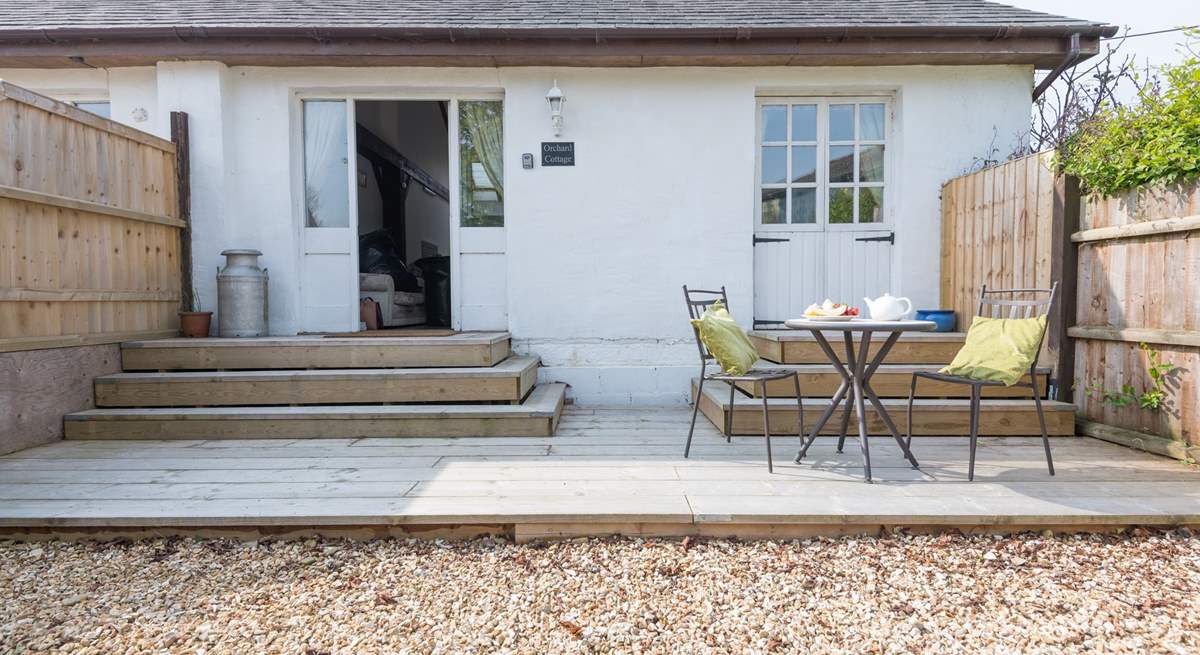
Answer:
(800, 315, 854, 322)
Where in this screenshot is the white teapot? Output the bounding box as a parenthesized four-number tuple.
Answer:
(863, 293, 912, 321)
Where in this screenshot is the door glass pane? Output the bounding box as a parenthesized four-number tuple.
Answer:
(791, 104, 817, 141)
(859, 145, 885, 182)
(829, 145, 855, 183)
(791, 146, 816, 183)
(860, 103, 885, 140)
(829, 104, 855, 141)
(761, 188, 786, 224)
(790, 188, 816, 224)
(459, 100, 504, 227)
(829, 187, 854, 224)
(303, 100, 349, 228)
(761, 105, 786, 142)
(761, 146, 787, 184)
(860, 187, 884, 223)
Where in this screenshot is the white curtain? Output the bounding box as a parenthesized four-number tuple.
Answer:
(303, 101, 349, 228)
(461, 101, 504, 202)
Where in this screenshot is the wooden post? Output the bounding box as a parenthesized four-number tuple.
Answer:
(170, 111, 193, 313)
(1048, 173, 1080, 403)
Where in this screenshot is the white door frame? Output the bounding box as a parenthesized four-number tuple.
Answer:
(751, 95, 896, 327)
(291, 88, 503, 332)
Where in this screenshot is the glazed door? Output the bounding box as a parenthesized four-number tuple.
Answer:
(753, 98, 894, 327)
(299, 99, 359, 332)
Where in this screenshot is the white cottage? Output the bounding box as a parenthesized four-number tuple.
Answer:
(0, 1, 1113, 404)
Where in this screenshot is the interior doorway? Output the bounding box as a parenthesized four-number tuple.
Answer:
(354, 100, 452, 329)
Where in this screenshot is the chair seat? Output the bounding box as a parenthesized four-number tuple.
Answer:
(912, 370, 1011, 387)
(709, 368, 796, 382)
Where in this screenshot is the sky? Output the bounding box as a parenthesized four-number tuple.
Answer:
(1005, 0, 1197, 70)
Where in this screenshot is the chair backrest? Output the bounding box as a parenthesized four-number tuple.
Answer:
(975, 283, 1058, 372)
(682, 285, 729, 363)
(975, 283, 1057, 320)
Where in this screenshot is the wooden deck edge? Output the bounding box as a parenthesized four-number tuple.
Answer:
(1077, 419, 1199, 461)
(3, 519, 1195, 543)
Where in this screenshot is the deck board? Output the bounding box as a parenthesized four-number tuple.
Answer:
(0, 408, 1196, 535)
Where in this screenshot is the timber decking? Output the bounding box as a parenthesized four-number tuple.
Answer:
(749, 330, 965, 365)
(696, 380, 1075, 436)
(119, 333, 511, 370)
(735, 365, 1050, 399)
(95, 356, 540, 406)
(66, 383, 566, 440)
(1, 407, 1196, 539)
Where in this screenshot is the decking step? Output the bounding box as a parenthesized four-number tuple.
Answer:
(749, 330, 965, 365)
(120, 333, 511, 371)
(66, 384, 567, 440)
(94, 356, 541, 407)
(734, 365, 1050, 399)
(695, 380, 1074, 436)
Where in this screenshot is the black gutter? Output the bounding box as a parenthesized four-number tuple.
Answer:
(0, 23, 1120, 43)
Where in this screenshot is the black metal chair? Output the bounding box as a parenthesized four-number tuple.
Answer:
(905, 284, 1058, 481)
(683, 285, 803, 472)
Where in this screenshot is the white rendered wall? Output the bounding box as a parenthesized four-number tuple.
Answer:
(0, 63, 1033, 403)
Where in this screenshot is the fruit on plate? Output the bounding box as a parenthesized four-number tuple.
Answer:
(803, 299, 860, 317)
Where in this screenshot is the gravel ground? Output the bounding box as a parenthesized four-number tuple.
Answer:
(2, 530, 1198, 654)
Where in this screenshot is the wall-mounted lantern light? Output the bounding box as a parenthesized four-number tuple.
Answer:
(546, 80, 565, 137)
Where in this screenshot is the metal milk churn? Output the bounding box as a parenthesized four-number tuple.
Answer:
(216, 249, 268, 337)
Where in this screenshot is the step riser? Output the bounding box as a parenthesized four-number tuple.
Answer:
(65, 417, 556, 440)
(95, 378, 527, 406)
(751, 335, 962, 365)
(695, 382, 1074, 436)
(736, 373, 1049, 399)
(121, 340, 511, 371)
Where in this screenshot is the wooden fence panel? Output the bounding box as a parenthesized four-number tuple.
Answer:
(1071, 182, 1199, 446)
(939, 151, 1059, 374)
(0, 81, 183, 352)
(939, 151, 1057, 326)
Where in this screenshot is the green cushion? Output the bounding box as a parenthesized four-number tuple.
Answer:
(691, 301, 759, 375)
(941, 315, 1047, 386)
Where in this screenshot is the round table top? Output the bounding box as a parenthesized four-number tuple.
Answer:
(783, 318, 938, 332)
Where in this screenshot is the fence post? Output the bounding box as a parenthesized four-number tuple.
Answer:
(1049, 173, 1080, 403)
(170, 111, 193, 314)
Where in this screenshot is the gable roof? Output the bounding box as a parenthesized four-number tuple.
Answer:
(0, 1, 1117, 69)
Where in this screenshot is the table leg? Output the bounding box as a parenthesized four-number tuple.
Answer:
(795, 380, 847, 461)
(859, 332, 922, 469)
(848, 330, 874, 482)
(794, 330, 852, 463)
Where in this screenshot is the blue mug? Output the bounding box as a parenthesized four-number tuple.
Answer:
(915, 309, 956, 332)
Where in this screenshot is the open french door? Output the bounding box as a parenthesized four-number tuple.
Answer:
(752, 98, 895, 328)
(299, 98, 359, 332)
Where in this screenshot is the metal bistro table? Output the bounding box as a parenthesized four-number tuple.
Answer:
(784, 317, 937, 482)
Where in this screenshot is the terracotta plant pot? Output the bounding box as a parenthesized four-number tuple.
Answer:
(178, 311, 213, 338)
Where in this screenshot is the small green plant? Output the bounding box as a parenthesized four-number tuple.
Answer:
(1086, 343, 1177, 411)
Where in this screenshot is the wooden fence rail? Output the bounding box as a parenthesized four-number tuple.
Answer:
(0, 80, 183, 352)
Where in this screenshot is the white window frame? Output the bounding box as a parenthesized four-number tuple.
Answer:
(755, 97, 892, 233)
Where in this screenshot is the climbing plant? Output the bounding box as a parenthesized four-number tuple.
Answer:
(1057, 49, 1200, 195)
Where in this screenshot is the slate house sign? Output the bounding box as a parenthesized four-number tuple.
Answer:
(541, 142, 575, 166)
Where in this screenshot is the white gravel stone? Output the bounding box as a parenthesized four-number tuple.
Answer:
(0, 531, 1197, 653)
